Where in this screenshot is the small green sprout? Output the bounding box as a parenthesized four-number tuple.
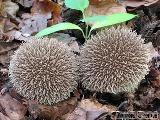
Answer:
(35, 0, 137, 40)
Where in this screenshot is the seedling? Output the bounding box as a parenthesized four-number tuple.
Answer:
(35, 0, 137, 40)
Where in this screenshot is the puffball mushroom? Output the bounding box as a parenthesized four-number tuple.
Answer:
(80, 27, 152, 93)
(9, 38, 77, 105)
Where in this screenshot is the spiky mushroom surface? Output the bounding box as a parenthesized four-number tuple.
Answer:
(9, 38, 77, 105)
(80, 27, 152, 93)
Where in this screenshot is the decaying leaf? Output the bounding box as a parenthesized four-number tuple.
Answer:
(0, 42, 19, 56)
(79, 99, 117, 112)
(19, 13, 51, 35)
(0, 0, 19, 17)
(0, 112, 11, 120)
(57, 0, 64, 5)
(89, 0, 117, 5)
(0, 0, 62, 41)
(0, 0, 19, 41)
(18, 0, 62, 36)
(134, 68, 160, 110)
(0, 18, 6, 40)
(31, 0, 62, 24)
(0, 42, 19, 65)
(0, 18, 19, 42)
(120, 0, 159, 7)
(3, 0, 19, 16)
(152, 76, 160, 88)
(14, 0, 34, 8)
(0, 0, 5, 17)
(3, 19, 17, 33)
(65, 107, 87, 120)
(26, 96, 78, 120)
(140, 20, 160, 48)
(149, 68, 160, 88)
(0, 93, 27, 120)
(135, 87, 160, 109)
(66, 99, 117, 120)
(85, 0, 126, 17)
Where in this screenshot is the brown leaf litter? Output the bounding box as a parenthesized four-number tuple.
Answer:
(0, 93, 27, 120)
(0, 0, 159, 120)
(0, 0, 62, 41)
(14, 0, 34, 8)
(120, 0, 159, 7)
(0, 42, 20, 66)
(25, 96, 78, 120)
(65, 98, 117, 120)
(85, 0, 126, 17)
(140, 20, 160, 48)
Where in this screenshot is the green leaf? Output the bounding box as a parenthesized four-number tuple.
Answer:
(81, 15, 107, 24)
(90, 13, 137, 31)
(64, 0, 89, 12)
(35, 22, 83, 38)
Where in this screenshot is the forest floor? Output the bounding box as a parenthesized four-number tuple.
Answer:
(0, 0, 160, 120)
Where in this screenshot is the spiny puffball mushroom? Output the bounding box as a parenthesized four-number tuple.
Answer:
(9, 38, 77, 105)
(80, 27, 152, 93)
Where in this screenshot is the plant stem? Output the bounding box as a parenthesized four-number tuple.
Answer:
(85, 24, 89, 40)
(81, 30, 86, 39)
(82, 12, 89, 40)
(87, 29, 92, 39)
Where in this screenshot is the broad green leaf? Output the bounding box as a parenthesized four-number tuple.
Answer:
(35, 22, 83, 38)
(64, 0, 89, 12)
(81, 15, 107, 25)
(90, 13, 137, 31)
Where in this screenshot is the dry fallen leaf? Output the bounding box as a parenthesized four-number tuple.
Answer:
(0, 42, 19, 65)
(66, 99, 117, 120)
(19, 13, 51, 35)
(134, 68, 160, 110)
(85, 0, 126, 17)
(0, 112, 11, 120)
(149, 68, 160, 88)
(0, 0, 19, 41)
(0, 18, 18, 42)
(0, 0, 62, 41)
(31, 0, 62, 24)
(25, 96, 78, 120)
(0, 0, 5, 17)
(0, 18, 6, 40)
(137, 87, 160, 109)
(3, 19, 17, 33)
(79, 99, 117, 112)
(3, 0, 19, 16)
(57, 0, 64, 5)
(65, 107, 87, 120)
(120, 0, 159, 7)
(0, 42, 19, 55)
(89, 0, 117, 5)
(0, 93, 27, 120)
(14, 0, 34, 8)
